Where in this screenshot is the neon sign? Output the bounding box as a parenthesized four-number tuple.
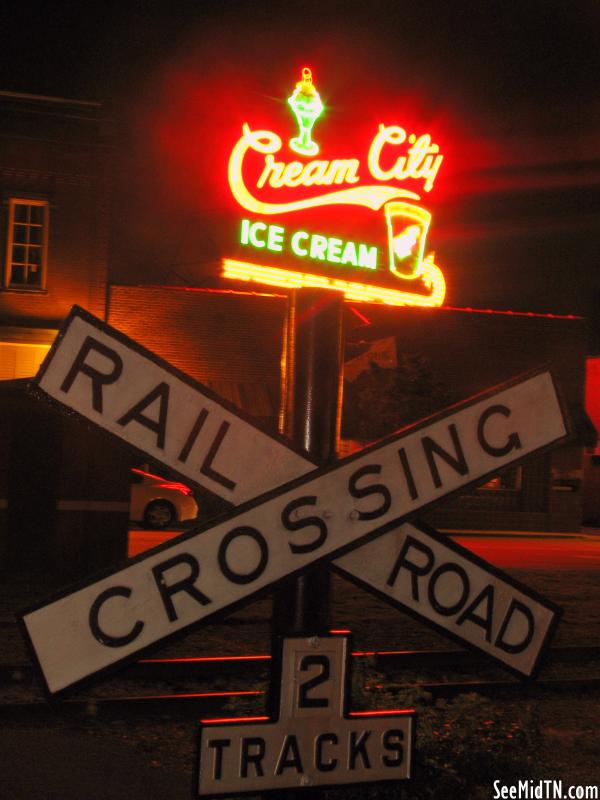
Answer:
(240, 219, 378, 269)
(288, 67, 323, 156)
(223, 68, 447, 307)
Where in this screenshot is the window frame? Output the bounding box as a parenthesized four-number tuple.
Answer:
(4, 197, 49, 290)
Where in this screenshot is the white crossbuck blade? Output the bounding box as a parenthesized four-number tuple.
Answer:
(21, 307, 567, 692)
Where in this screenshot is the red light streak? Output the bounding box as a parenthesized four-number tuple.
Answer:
(141, 284, 285, 298)
(441, 305, 584, 320)
(131, 285, 583, 320)
(157, 482, 193, 496)
(131, 467, 168, 482)
(201, 710, 415, 724)
(352, 650, 415, 657)
(349, 709, 415, 717)
(201, 715, 270, 725)
(349, 306, 371, 325)
(131, 690, 263, 701)
(139, 654, 271, 664)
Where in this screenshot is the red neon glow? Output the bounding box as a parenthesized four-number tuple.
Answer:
(229, 119, 443, 214)
(146, 60, 475, 215)
(146, 56, 559, 224)
(224, 70, 446, 305)
(586, 357, 600, 450)
(229, 126, 421, 216)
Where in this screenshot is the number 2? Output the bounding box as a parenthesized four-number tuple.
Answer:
(298, 655, 330, 708)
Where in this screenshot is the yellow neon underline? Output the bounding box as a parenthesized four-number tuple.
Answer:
(222, 258, 446, 308)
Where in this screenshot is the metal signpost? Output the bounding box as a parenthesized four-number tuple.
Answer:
(272, 289, 344, 641)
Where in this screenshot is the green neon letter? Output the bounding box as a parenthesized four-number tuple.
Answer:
(267, 225, 285, 252)
(341, 241, 358, 266)
(358, 244, 378, 269)
(291, 231, 309, 257)
(249, 221, 267, 248)
(310, 235, 328, 261)
(327, 238, 343, 263)
(240, 219, 251, 245)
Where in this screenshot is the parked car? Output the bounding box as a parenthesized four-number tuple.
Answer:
(130, 467, 199, 529)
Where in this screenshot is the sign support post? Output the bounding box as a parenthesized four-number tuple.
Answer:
(271, 288, 345, 799)
(272, 288, 345, 639)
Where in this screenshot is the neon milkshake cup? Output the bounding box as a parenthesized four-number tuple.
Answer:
(384, 201, 431, 279)
(288, 67, 324, 157)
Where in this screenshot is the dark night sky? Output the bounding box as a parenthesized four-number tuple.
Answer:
(1, 0, 599, 317)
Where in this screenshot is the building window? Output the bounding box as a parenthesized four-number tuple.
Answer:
(4, 198, 49, 290)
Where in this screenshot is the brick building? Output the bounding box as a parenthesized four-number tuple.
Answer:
(0, 91, 111, 376)
(106, 283, 591, 533)
(0, 92, 128, 578)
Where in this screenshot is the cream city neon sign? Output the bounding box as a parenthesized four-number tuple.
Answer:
(223, 68, 447, 307)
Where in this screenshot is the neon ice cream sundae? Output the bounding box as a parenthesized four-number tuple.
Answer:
(288, 67, 324, 157)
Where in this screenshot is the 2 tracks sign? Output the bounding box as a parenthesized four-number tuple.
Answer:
(198, 636, 415, 795)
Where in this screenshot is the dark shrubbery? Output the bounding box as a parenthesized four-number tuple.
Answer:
(225, 660, 541, 800)
(340, 662, 541, 800)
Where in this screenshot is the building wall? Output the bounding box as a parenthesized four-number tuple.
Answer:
(349, 305, 588, 532)
(0, 381, 130, 579)
(107, 287, 588, 531)
(0, 93, 126, 578)
(107, 284, 288, 423)
(0, 92, 112, 354)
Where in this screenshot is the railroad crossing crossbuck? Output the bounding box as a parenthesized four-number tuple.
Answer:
(21, 307, 568, 694)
